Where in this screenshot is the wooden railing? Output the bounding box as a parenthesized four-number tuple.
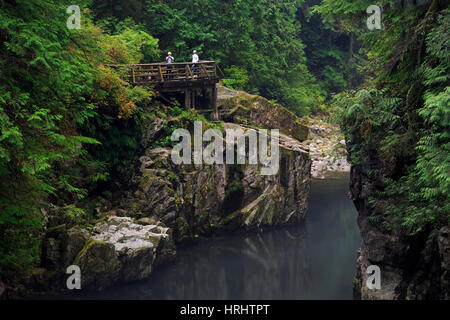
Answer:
(109, 61, 220, 85)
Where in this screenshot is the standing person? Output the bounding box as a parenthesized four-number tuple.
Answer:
(166, 52, 174, 79)
(192, 50, 199, 74)
(166, 52, 174, 64)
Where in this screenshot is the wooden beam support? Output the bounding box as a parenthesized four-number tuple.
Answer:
(200, 64, 209, 79)
(158, 66, 164, 82)
(185, 88, 191, 109)
(157, 93, 173, 106)
(212, 85, 218, 120)
(186, 64, 193, 79)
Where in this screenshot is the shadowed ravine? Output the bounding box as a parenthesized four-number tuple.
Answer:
(69, 172, 361, 300)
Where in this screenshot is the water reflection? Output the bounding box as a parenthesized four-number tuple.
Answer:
(76, 172, 360, 300)
(303, 173, 362, 299)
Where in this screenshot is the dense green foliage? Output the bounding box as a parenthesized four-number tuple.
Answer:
(0, 0, 158, 280)
(0, 1, 227, 280)
(91, 0, 335, 114)
(322, 0, 449, 234)
(1, 0, 447, 286)
(300, 0, 362, 96)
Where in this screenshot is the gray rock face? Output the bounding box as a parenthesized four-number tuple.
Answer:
(350, 165, 449, 300)
(74, 240, 121, 291)
(92, 216, 171, 283)
(34, 216, 175, 292)
(74, 216, 175, 290)
(65, 227, 91, 267)
(142, 117, 165, 149)
(124, 123, 311, 242)
(42, 225, 90, 271)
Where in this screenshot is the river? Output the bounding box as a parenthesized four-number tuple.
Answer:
(73, 172, 361, 300)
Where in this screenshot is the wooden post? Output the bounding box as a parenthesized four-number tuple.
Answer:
(186, 64, 193, 80)
(200, 63, 209, 79)
(191, 90, 196, 109)
(158, 66, 164, 82)
(185, 88, 191, 109)
(212, 85, 218, 120)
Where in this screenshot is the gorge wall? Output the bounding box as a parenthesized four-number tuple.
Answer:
(16, 89, 312, 296)
(349, 156, 449, 300)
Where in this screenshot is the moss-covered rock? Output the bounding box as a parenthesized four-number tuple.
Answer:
(64, 227, 90, 268)
(74, 239, 121, 291)
(217, 85, 308, 142)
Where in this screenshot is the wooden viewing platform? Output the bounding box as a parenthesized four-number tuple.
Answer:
(109, 61, 222, 119)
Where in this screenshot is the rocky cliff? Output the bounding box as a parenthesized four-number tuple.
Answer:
(120, 87, 311, 245)
(350, 162, 449, 300)
(122, 121, 311, 243)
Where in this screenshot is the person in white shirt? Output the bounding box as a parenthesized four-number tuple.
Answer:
(192, 50, 199, 63)
(166, 52, 174, 64)
(192, 50, 199, 74)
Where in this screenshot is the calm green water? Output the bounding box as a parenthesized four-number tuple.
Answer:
(75, 172, 361, 300)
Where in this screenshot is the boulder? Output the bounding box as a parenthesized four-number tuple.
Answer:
(73, 240, 121, 291)
(70, 216, 176, 290)
(36, 215, 175, 292)
(91, 216, 174, 283)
